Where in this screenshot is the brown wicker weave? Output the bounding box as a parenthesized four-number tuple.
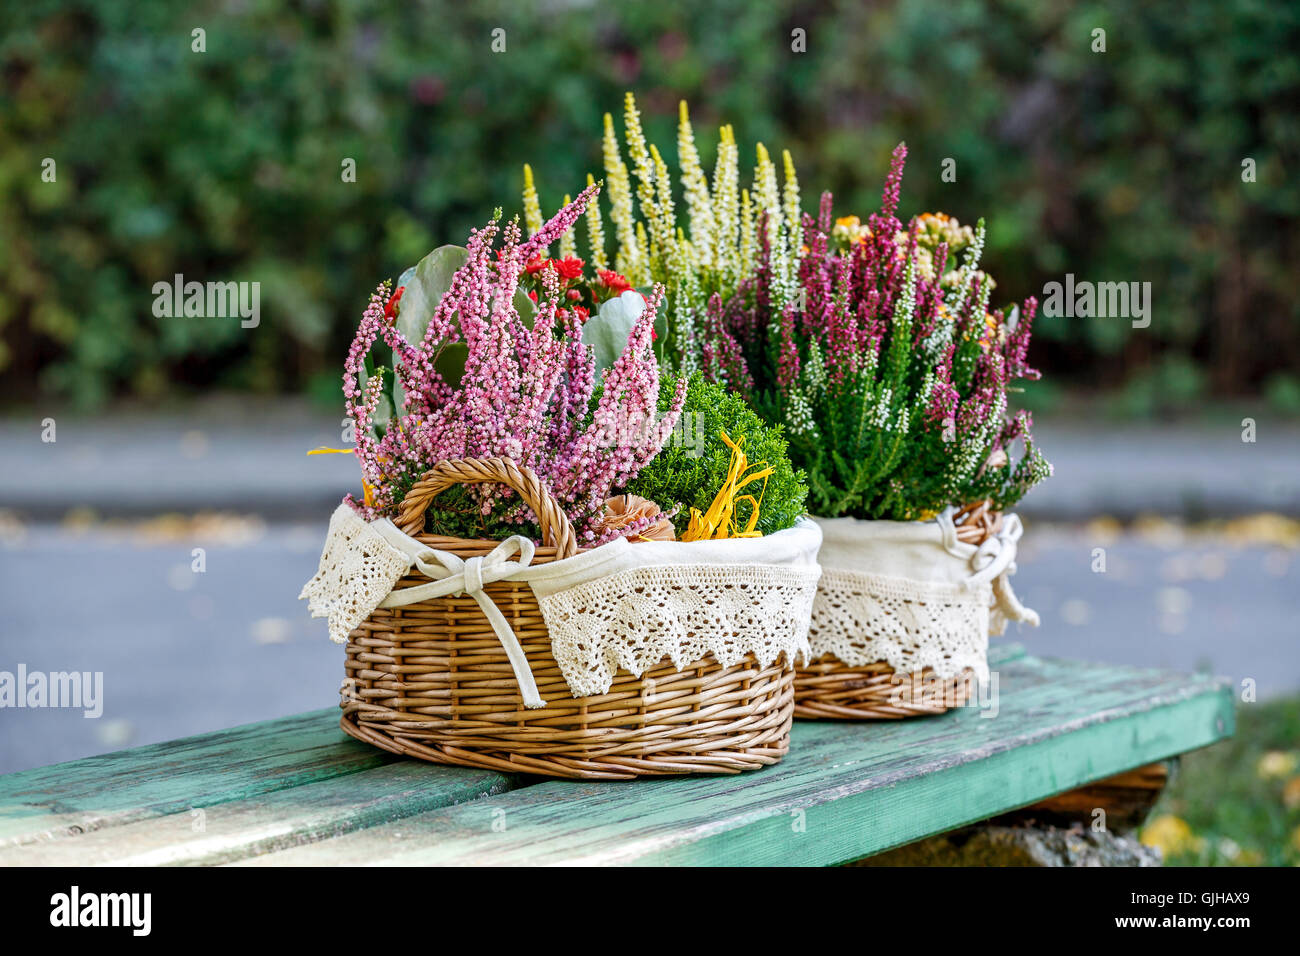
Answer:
(340, 456, 796, 780)
(793, 500, 1001, 721)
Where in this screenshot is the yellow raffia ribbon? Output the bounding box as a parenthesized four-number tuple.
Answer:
(307, 447, 374, 507)
(681, 430, 773, 541)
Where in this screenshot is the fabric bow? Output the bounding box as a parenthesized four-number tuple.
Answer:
(373, 526, 547, 708)
(938, 509, 1039, 629)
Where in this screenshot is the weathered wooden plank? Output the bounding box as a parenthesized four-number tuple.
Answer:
(0, 761, 514, 866)
(989, 762, 1171, 830)
(240, 655, 1233, 866)
(0, 708, 390, 848)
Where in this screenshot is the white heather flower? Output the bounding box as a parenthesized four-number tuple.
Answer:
(874, 387, 894, 428)
(894, 255, 917, 329)
(786, 387, 818, 437)
(806, 341, 828, 398)
(951, 218, 986, 317)
(666, 229, 702, 373)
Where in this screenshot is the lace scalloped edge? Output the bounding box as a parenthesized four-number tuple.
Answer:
(809, 567, 990, 682)
(299, 504, 412, 645)
(538, 563, 822, 698)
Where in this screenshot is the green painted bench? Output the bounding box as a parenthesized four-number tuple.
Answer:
(0, 645, 1233, 866)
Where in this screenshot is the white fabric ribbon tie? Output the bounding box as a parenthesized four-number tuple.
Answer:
(935, 508, 1038, 627)
(964, 513, 1038, 627)
(373, 526, 547, 709)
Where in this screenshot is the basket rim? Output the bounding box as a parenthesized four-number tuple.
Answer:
(408, 531, 588, 565)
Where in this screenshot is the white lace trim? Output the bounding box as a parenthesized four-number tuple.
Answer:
(298, 504, 412, 646)
(806, 510, 1039, 683)
(539, 563, 820, 698)
(301, 505, 823, 702)
(809, 568, 991, 683)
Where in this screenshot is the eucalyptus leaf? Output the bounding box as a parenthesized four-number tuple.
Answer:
(394, 245, 469, 345)
(433, 342, 469, 389)
(389, 372, 406, 421)
(513, 286, 537, 328)
(388, 244, 538, 388)
(582, 290, 646, 376)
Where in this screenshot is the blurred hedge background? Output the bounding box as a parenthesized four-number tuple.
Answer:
(2, 0, 1297, 413)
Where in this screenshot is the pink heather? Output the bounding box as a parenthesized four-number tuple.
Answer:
(879, 142, 907, 222)
(700, 140, 1044, 472)
(342, 185, 685, 539)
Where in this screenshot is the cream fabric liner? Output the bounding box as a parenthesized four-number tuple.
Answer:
(301, 504, 821, 706)
(810, 509, 1038, 683)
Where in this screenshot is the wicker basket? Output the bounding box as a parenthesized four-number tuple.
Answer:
(339, 457, 798, 780)
(793, 501, 1001, 721)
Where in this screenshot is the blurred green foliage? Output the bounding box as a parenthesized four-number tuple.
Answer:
(1151, 694, 1300, 866)
(1, 0, 1296, 407)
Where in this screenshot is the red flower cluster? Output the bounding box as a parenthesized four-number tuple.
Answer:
(383, 285, 405, 320)
(525, 255, 585, 280)
(598, 269, 632, 295)
(516, 257, 642, 329)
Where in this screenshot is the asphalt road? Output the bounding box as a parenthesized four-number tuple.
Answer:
(1, 518, 1295, 774)
(3, 407, 1299, 522)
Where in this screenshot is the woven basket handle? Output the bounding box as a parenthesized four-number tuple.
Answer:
(394, 456, 579, 559)
(954, 499, 1003, 545)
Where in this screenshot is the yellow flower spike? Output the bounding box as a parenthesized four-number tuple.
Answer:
(624, 92, 661, 265)
(753, 143, 780, 226)
(682, 431, 773, 542)
(649, 142, 677, 263)
(677, 99, 715, 273)
(635, 221, 649, 271)
(710, 123, 740, 284)
(522, 163, 544, 242)
(584, 172, 607, 270)
(739, 188, 754, 279)
(782, 149, 800, 223)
